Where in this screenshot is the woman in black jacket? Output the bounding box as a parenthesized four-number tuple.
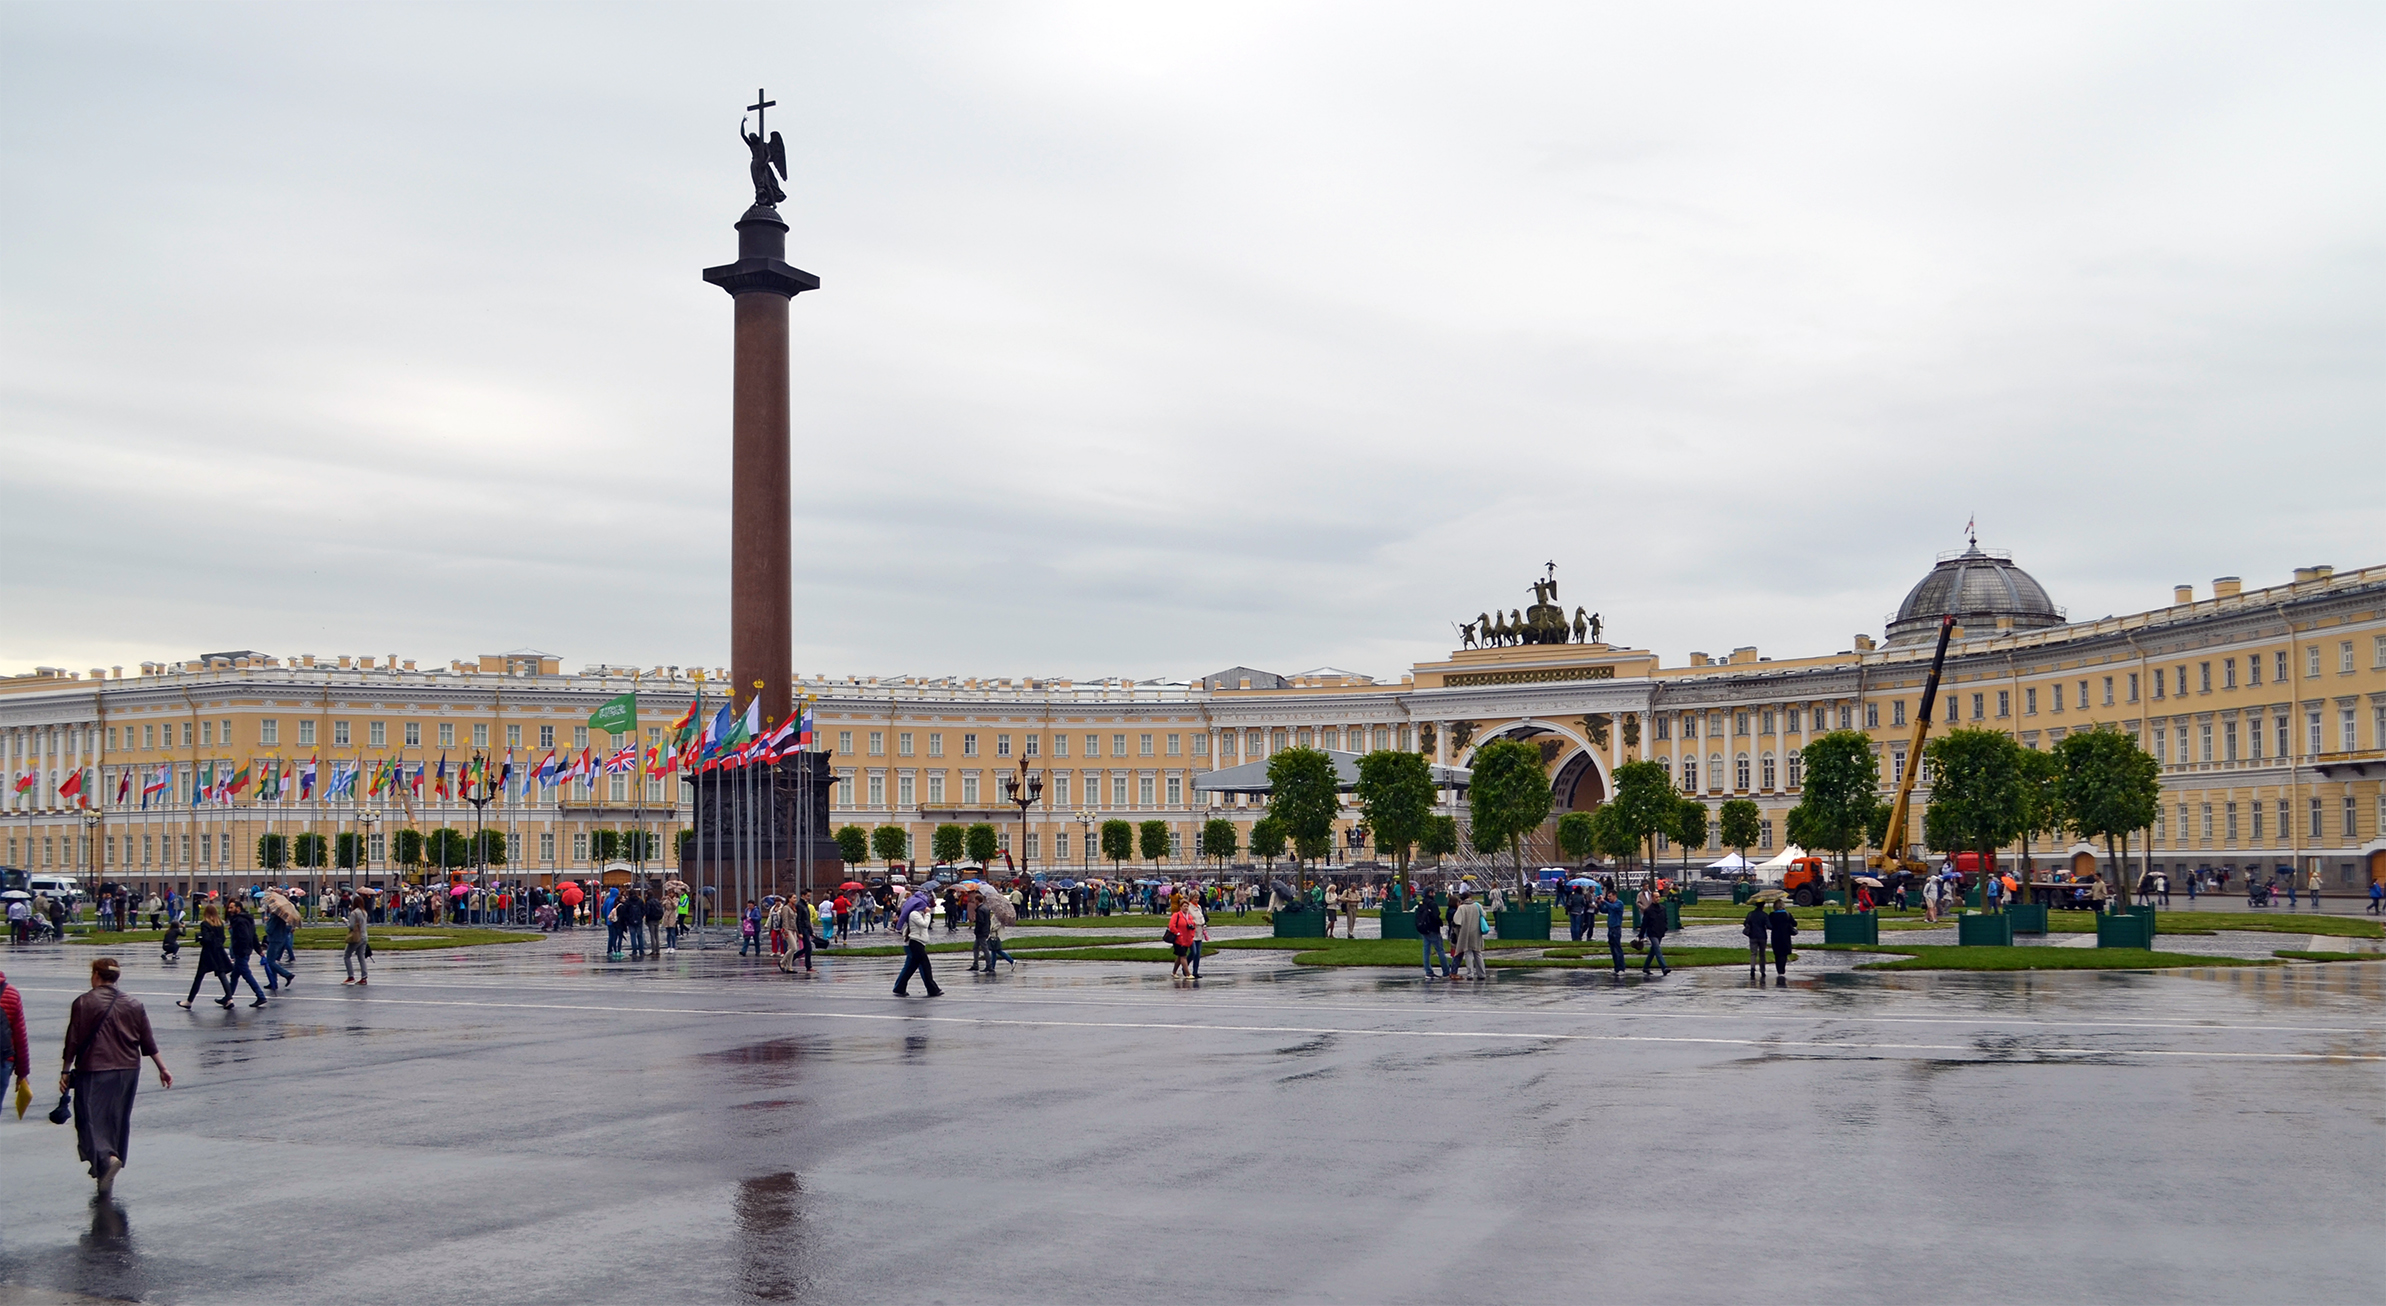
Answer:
(176, 902, 236, 1009)
(1638, 899, 1671, 977)
(222, 900, 270, 1007)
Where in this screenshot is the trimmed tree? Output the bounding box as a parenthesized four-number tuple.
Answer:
(429, 827, 470, 870)
(1201, 817, 1238, 870)
(965, 822, 1000, 865)
(2054, 728, 2162, 907)
(335, 832, 363, 870)
(1591, 802, 1641, 870)
(1418, 814, 1459, 867)
(1718, 798, 1761, 870)
(256, 833, 288, 870)
(591, 829, 622, 863)
(1786, 731, 1880, 890)
(1353, 749, 1436, 883)
(1555, 810, 1599, 864)
(1670, 798, 1709, 882)
(931, 823, 966, 866)
(392, 828, 423, 872)
(1467, 739, 1553, 886)
(871, 824, 909, 867)
(1922, 728, 2027, 894)
(1606, 760, 1679, 881)
(1138, 819, 1170, 868)
(1099, 819, 1134, 877)
(834, 824, 869, 865)
(469, 829, 508, 868)
(293, 832, 329, 869)
(2014, 746, 2065, 874)
(1265, 747, 1341, 882)
(1249, 816, 1288, 870)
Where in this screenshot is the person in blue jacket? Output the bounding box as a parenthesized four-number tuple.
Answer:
(1603, 890, 1627, 976)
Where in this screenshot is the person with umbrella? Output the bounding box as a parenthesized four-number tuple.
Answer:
(892, 882, 942, 997)
(260, 889, 300, 992)
(1767, 897, 1799, 985)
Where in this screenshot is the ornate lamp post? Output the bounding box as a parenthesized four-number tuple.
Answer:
(1075, 806, 1096, 878)
(356, 809, 379, 913)
(463, 750, 497, 912)
(1000, 755, 1042, 883)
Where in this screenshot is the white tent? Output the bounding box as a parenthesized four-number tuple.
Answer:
(1704, 853, 1753, 873)
(1749, 845, 1810, 884)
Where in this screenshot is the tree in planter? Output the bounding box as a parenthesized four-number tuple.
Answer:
(1201, 817, 1238, 872)
(336, 832, 363, 870)
(2053, 728, 2161, 909)
(1785, 731, 1879, 892)
(620, 830, 656, 861)
(428, 827, 471, 871)
(1138, 819, 1170, 868)
(1555, 810, 1599, 864)
(965, 822, 1000, 866)
(1718, 798, 1762, 872)
(931, 823, 966, 866)
(1669, 798, 1709, 883)
(1099, 819, 1134, 878)
(1248, 816, 1287, 870)
(1294, 830, 1333, 867)
(1605, 760, 1680, 882)
(256, 833, 289, 871)
(2013, 746, 2065, 875)
(1922, 728, 2027, 903)
(1590, 802, 1642, 872)
(1265, 747, 1340, 884)
(469, 828, 508, 868)
(871, 824, 909, 867)
(833, 825, 869, 865)
(590, 829, 622, 863)
(293, 832, 329, 870)
(1353, 749, 1435, 884)
(392, 828, 423, 874)
(1467, 739, 1553, 887)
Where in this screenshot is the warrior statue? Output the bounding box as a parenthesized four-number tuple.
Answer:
(1589, 611, 1603, 642)
(743, 115, 788, 207)
(1458, 619, 1478, 649)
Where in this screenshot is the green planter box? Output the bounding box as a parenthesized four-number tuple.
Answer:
(2128, 903, 2156, 939)
(1824, 890, 1849, 908)
(1493, 908, 1552, 941)
(2006, 903, 2049, 935)
(2097, 913, 2153, 949)
(1957, 912, 2014, 947)
(1378, 906, 1420, 939)
(1823, 911, 1879, 945)
(1679, 884, 1700, 904)
(1271, 907, 1330, 939)
(1731, 882, 1755, 904)
(1966, 885, 1985, 909)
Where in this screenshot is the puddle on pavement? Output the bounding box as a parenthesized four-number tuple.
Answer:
(733, 1171, 811, 1301)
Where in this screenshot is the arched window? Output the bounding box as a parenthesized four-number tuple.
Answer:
(1786, 748, 1803, 789)
(1680, 757, 1697, 791)
(1707, 752, 1724, 792)
(1734, 752, 1751, 790)
(1761, 752, 1777, 790)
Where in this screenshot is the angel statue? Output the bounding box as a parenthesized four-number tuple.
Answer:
(743, 116, 788, 207)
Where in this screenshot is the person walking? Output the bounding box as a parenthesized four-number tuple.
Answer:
(1, 966, 30, 1120)
(1743, 899, 1770, 980)
(970, 893, 996, 973)
(1416, 892, 1452, 978)
(1638, 895, 1671, 978)
(1168, 893, 1199, 978)
(260, 893, 298, 992)
(2369, 879, 2383, 915)
(1338, 881, 1363, 939)
(1603, 889, 1628, 976)
(1451, 889, 1487, 981)
(1767, 901, 1799, 985)
(60, 957, 173, 1196)
(642, 892, 664, 959)
(341, 898, 371, 985)
(176, 902, 234, 1009)
(223, 900, 270, 1007)
(143, 893, 163, 931)
(892, 885, 943, 997)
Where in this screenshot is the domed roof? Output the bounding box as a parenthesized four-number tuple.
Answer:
(1886, 542, 2065, 644)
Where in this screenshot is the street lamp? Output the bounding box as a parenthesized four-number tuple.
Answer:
(356, 809, 379, 911)
(1075, 806, 1096, 878)
(1000, 755, 1042, 883)
(463, 750, 497, 905)
(79, 808, 101, 901)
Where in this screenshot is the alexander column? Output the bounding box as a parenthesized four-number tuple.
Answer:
(699, 89, 819, 901)
(703, 88, 818, 731)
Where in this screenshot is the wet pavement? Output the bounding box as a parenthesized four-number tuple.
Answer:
(0, 934, 2378, 1304)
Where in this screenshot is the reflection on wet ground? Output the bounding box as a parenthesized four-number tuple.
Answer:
(0, 938, 2376, 1303)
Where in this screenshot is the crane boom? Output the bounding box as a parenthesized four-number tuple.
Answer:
(1871, 614, 1956, 871)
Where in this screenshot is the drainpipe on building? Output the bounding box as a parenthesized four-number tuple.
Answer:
(2275, 602, 2301, 884)
(2122, 630, 2154, 892)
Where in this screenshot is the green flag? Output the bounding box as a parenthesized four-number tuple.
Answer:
(588, 693, 637, 738)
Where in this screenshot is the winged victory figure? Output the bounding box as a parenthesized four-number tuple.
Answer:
(743, 117, 788, 207)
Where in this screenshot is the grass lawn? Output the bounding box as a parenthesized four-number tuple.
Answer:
(68, 925, 536, 952)
(1815, 943, 2272, 971)
(2272, 949, 2386, 963)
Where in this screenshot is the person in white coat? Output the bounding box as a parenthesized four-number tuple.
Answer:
(1450, 890, 1487, 981)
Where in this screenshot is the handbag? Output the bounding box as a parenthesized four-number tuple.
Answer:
(51, 988, 119, 1126)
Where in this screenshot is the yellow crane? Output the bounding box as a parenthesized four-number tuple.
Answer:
(1868, 614, 1956, 876)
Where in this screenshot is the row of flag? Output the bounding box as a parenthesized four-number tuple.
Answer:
(5, 700, 819, 811)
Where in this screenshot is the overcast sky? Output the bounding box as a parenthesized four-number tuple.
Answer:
(4, 2, 2379, 684)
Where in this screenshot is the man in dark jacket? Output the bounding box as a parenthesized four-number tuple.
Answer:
(1767, 903, 1799, 985)
(1603, 892, 1627, 975)
(1416, 895, 1452, 978)
(642, 894, 665, 959)
(1743, 901, 1770, 979)
(1638, 898, 1670, 978)
(225, 901, 270, 1007)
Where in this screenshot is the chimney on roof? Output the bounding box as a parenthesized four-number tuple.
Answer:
(1853, 635, 1876, 652)
(1731, 646, 1757, 664)
(2315, 564, 2334, 579)
(2212, 576, 2241, 598)
(2174, 584, 2193, 604)
(1688, 652, 1709, 667)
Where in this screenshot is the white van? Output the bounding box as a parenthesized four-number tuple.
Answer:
(28, 874, 84, 902)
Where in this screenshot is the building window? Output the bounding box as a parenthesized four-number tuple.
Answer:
(2248, 717, 2263, 760)
(2252, 803, 2265, 841)
(927, 733, 944, 757)
(540, 833, 555, 863)
(1024, 833, 1040, 860)
(838, 771, 854, 807)
(1112, 774, 1128, 806)
(928, 773, 945, 803)
(1865, 704, 1879, 730)
(432, 723, 451, 747)
(1759, 711, 1774, 735)
(1680, 759, 1698, 791)
(2225, 802, 2238, 843)
(995, 734, 1011, 757)
(2345, 796, 2359, 839)
(1761, 753, 1777, 789)
(1787, 750, 1803, 789)
(1024, 735, 1038, 757)
(1138, 775, 1155, 806)
(1054, 832, 1070, 861)
(1087, 734, 1104, 757)
(2200, 803, 2213, 844)
(898, 774, 914, 806)
(2198, 723, 2212, 762)
(837, 731, 853, 755)
(2223, 721, 2238, 761)
(898, 732, 914, 756)
(869, 732, 884, 756)
(1892, 751, 1907, 786)
(1167, 775, 1183, 805)
(407, 723, 423, 746)
(1167, 733, 1182, 756)
(2275, 651, 2289, 682)
(2103, 676, 2115, 705)
(868, 774, 884, 807)
(539, 725, 554, 749)
(296, 720, 316, 747)
(1735, 713, 1750, 737)
(2310, 797, 2323, 839)
(1734, 753, 1750, 790)
(2247, 657, 2262, 687)
(1051, 733, 1067, 758)
(2196, 662, 2210, 693)
(1707, 753, 1723, 792)
(332, 721, 350, 746)
(2306, 645, 2321, 677)
(1654, 717, 1671, 741)
(2152, 727, 2166, 764)
(1785, 710, 1800, 734)
(2340, 640, 2356, 673)
(1050, 773, 1067, 807)
(2222, 660, 2236, 690)
(259, 719, 279, 746)
(961, 774, 978, 804)
(965, 733, 985, 757)
(2276, 716, 2291, 758)
(573, 833, 590, 862)
(1893, 701, 1908, 728)
(469, 723, 486, 748)
(2306, 713, 2321, 756)
(1681, 715, 1697, 740)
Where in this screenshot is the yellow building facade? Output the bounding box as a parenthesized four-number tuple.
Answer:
(6, 552, 2382, 892)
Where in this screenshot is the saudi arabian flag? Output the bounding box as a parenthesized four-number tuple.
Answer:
(588, 692, 637, 738)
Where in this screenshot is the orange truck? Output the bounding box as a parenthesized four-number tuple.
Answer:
(1782, 857, 1830, 906)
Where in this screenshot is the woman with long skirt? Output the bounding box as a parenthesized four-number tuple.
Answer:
(176, 902, 234, 1009)
(61, 956, 174, 1195)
